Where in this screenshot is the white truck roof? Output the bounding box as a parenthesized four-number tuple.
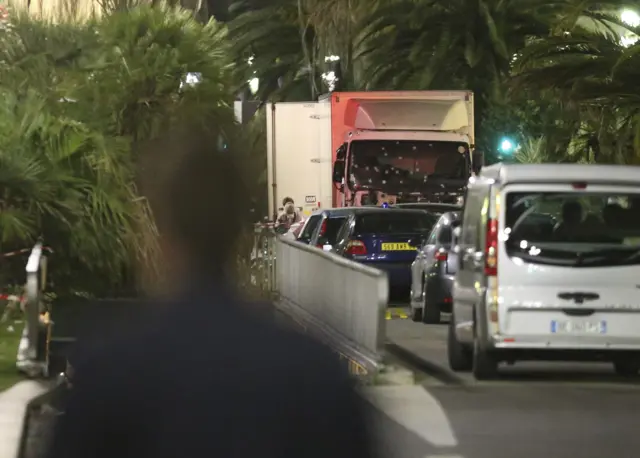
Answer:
(478, 163, 640, 186)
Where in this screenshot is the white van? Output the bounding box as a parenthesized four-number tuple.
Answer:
(450, 163, 640, 380)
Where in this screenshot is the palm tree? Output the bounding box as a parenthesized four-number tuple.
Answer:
(226, 0, 375, 101)
(511, 16, 640, 163)
(0, 4, 239, 294)
(355, 0, 640, 154)
(227, 0, 319, 101)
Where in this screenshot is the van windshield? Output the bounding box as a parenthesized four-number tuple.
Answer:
(504, 192, 640, 267)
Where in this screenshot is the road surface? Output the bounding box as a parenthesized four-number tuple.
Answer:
(368, 307, 640, 458)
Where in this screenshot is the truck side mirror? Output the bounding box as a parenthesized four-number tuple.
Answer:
(472, 149, 484, 175)
(336, 143, 347, 161)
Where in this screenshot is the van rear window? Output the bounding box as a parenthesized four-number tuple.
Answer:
(505, 192, 640, 267)
(355, 211, 437, 234)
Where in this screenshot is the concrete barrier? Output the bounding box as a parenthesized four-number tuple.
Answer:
(275, 236, 389, 374)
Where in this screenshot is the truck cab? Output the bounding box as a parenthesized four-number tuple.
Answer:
(331, 91, 483, 207)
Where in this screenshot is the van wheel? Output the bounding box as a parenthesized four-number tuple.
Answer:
(422, 281, 441, 324)
(614, 360, 640, 377)
(447, 317, 472, 371)
(472, 335, 498, 380)
(411, 307, 423, 322)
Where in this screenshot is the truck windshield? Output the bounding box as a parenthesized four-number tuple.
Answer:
(505, 191, 640, 267)
(349, 140, 468, 192)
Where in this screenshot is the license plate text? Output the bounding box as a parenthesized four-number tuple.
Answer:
(381, 243, 414, 251)
(550, 320, 607, 334)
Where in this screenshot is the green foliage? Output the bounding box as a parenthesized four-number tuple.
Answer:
(228, 0, 640, 163)
(0, 4, 238, 296)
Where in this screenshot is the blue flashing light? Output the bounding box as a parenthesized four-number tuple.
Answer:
(381, 202, 390, 208)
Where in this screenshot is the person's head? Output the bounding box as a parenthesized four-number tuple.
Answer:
(284, 203, 295, 215)
(562, 201, 583, 225)
(282, 197, 294, 207)
(138, 125, 251, 291)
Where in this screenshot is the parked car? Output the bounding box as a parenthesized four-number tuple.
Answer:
(449, 163, 640, 380)
(332, 208, 439, 296)
(409, 211, 460, 323)
(394, 202, 462, 216)
(295, 207, 371, 249)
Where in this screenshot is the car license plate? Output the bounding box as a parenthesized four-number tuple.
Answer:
(550, 320, 607, 334)
(381, 242, 414, 251)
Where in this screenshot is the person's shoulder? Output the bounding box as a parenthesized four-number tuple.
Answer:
(246, 309, 349, 382)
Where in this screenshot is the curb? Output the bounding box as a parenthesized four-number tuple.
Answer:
(385, 342, 466, 386)
(16, 383, 56, 458)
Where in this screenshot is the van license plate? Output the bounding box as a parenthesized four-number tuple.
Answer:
(551, 320, 607, 334)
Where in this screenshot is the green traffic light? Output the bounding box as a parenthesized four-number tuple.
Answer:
(499, 138, 515, 154)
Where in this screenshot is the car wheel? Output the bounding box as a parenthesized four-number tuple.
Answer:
(447, 316, 472, 372)
(614, 360, 640, 377)
(422, 279, 441, 324)
(472, 332, 498, 380)
(411, 306, 423, 322)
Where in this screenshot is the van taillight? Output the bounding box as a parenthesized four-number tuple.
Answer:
(435, 250, 448, 261)
(345, 240, 367, 256)
(485, 219, 498, 276)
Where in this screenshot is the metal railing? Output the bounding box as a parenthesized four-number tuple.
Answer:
(250, 225, 389, 375)
(16, 241, 50, 378)
(251, 223, 277, 294)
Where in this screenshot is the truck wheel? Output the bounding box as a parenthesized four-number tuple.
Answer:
(448, 317, 472, 372)
(472, 334, 498, 380)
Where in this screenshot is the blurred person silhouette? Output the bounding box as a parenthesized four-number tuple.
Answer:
(47, 126, 373, 458)
(553, 201, 584, 239)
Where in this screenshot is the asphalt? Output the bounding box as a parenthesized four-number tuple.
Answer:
(15, 305, 640, 458)
(376, 308, 640, 458)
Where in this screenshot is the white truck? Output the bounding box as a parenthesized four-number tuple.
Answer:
(266, 91, 480, 218)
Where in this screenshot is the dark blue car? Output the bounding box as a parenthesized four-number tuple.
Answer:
(332, 209, 439, 298)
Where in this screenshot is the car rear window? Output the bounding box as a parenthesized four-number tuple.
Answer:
(319, 217, 347, 244)
(396, 204, 459, 215)
(298, 215, 321, 242)
(355, 211, 437, 234)
(505, 191, 640, 267)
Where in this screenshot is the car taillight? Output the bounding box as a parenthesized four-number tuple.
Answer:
(435, 250, 448, 261)
(485, 218, 498, 276)
(318, 219, 327, 236)
(345, 240, 367, 256)
(315, 219, 328, 248)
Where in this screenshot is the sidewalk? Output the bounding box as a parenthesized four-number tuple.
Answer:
(0, 381, 49, 458)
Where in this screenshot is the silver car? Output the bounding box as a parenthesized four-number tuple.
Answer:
(409, 211, 460, 323)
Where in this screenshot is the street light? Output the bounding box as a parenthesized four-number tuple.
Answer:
(248, 77, 259, 95)
(621, 9, 640, 27)
(499, 138, 516, 155)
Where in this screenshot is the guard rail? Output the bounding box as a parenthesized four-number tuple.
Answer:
(251, 224, 389, 375)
